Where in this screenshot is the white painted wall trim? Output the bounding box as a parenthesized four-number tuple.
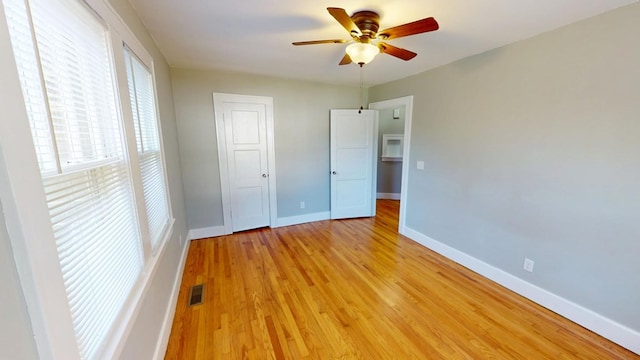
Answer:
(376, 192, 401, 200)
(188, 226, 225, 240)
(401, 227, 640, 355)
(277, 211, 331, 228)
(152, 235, 191, 360)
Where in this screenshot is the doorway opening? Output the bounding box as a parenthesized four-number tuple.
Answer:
(368, 96, 413, 234)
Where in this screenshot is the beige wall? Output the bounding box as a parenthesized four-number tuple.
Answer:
(370, 2, 640, 332)
(0, 203, 37, 360)
(171, 68, 360, 229)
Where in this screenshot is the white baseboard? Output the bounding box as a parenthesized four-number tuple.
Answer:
(152, 234, 191, 360)
(402, 227, 640, 355)
(376, 192, 401, 200)
(188, 225, 225, 240)
(277, 211, 330, 227)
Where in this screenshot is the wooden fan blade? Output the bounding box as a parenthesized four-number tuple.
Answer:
(378, 17, 439, 40)
(292, 39, 348, 46)
(378, 42, 417, 61)
(327, 7, 361, 36)
(339, 53, 352, 65)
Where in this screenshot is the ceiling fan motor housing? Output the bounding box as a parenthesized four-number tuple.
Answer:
(351, 11, 380, 41)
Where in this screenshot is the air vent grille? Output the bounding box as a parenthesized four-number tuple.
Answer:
(188, 284, 204, 306)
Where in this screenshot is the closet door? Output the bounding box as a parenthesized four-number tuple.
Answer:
(330, 109, 377, 219)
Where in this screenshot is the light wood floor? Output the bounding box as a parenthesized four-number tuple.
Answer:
(165, 200, 638, 359)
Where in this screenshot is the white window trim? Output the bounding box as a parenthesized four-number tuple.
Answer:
(0, 0, 174, 358)
(120, 44, 173, 255)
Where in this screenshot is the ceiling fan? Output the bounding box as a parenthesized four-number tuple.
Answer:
(293, 7, 439, 66)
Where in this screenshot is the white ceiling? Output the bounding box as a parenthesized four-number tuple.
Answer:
(127, 0, 637, 86)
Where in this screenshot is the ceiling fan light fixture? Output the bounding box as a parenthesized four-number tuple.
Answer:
(346, 42, 379, 65)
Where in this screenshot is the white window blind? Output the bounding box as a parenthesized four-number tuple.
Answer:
(124, 47, 169, 250)
(3, 0, 144, 358)
(2, 0, 56, 173)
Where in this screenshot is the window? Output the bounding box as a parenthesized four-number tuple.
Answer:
(2, 0, 172, 358)
(124, 47, 170, 251)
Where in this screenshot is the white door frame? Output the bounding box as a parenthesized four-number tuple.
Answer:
(368, 96, 413, 234)
(213, 93, 278, 234)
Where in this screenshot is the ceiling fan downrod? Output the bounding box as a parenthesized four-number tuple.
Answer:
(359, 65, 364, 114)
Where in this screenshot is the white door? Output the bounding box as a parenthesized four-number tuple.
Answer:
(330, 109, 378, 219)
(214, 93, 277, 234)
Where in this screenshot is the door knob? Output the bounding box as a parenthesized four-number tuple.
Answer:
(332, 171, 337, 175)
(262, 174, 268, 178)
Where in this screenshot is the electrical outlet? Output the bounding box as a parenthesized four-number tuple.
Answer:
(416, 160, 424, 170)
(300, 201, 305, 209)
(523, 258, 535, 272)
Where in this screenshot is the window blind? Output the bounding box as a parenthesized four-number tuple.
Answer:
(3, 0, 144, 358)
(124, 47, 170, 250)
(2, 0, 56, 173)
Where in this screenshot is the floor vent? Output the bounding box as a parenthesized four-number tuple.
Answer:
(188, 284, 204, 306)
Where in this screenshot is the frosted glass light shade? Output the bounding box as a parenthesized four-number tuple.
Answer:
(346, 42, 379, 65)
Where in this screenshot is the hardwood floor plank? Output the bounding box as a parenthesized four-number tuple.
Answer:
(165, 200, 638, 359)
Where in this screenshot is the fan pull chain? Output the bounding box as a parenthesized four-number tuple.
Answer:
(359, 64, 364, 114)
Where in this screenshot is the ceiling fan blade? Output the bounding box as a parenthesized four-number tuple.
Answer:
(339, 53, 352, 65)
(378, 17, 439, 40)
(327, 7, 361, 36)
(378, 42, 417, 61)
(292, 39, 348, 46)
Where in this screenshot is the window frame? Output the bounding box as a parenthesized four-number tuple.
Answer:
(123, 44, 172, 253)
(0, 0, 174, 358)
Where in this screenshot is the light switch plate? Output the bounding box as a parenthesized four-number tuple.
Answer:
(417, 161, 424, 170)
